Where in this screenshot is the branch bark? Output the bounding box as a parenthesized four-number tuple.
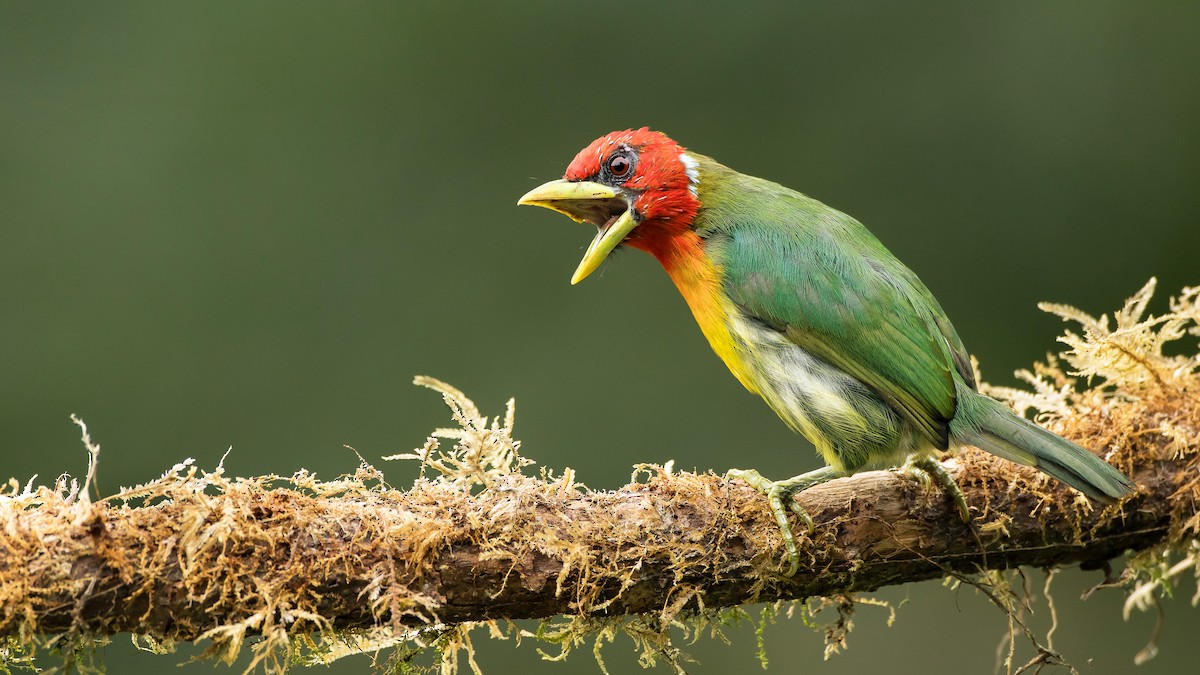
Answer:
(0, 387, 1195, 647)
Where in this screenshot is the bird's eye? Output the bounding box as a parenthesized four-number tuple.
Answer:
(608, 153, 632, 178)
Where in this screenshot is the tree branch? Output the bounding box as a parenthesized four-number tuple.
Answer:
(0, 380, 1195, 651)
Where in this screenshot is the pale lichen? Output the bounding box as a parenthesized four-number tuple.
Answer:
(383, 377, 536, 493)
(982, 278, 1200, 667)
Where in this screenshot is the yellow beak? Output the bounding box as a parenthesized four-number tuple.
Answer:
(517, 179, 638, 285)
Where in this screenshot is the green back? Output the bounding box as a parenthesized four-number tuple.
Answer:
(695, 158, 974, 449)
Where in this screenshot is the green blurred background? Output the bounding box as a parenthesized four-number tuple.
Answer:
(3, 2, 1198, 673)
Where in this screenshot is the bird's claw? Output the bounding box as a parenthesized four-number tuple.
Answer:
(786, 497, 815, 530)
(905, 456, 971, 523)
(726, 468, 812, 577)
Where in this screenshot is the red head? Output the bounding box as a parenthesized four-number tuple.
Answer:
(562, 128, 701, 250)
(518, 128, 702, 283)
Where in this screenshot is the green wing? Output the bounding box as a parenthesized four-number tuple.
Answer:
(714, 196, 970, 450)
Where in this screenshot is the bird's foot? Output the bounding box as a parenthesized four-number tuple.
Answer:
(726, 469, 811, 576)
(726, 466, 840, 577)
(904, 456, 970, 523)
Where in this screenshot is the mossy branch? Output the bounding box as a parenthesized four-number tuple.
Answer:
(1, 279, 1198, 672)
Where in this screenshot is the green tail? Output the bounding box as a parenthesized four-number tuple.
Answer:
(950, 383, 1134, 503)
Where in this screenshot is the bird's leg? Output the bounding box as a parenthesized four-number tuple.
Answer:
(726, 466, 842, 576)
(905, 456, 970, 523)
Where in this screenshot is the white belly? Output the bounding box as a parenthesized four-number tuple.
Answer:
(724, 310, 915, 472)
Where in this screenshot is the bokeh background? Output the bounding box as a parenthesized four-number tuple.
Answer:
(3, 2, 1198, 673)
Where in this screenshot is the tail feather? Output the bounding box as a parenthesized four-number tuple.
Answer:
(951, 386, 1135, 502)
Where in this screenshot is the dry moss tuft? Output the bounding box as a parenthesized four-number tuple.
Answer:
(0, 279, 1197, 673)
(978, 278, 1200, 668)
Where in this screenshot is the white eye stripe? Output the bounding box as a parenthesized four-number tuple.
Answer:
(679, 152, 700, 196)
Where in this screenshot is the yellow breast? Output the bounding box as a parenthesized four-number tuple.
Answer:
(657, 234, 759, 394)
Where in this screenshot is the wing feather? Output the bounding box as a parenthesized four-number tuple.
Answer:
(717, 207, 965, 449)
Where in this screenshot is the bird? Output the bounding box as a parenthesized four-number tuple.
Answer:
(517, 128, 1135, 576)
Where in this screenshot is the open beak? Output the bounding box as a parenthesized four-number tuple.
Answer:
(518, 179, 638, 284)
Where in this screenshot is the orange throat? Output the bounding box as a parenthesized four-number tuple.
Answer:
(637, 231, 757, 393)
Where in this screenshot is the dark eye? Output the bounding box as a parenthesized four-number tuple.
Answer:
(608, 153, 632, 178)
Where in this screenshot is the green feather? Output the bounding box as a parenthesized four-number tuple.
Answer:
(697, 160, 969, 450)
(691, 154, 1131, 500)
